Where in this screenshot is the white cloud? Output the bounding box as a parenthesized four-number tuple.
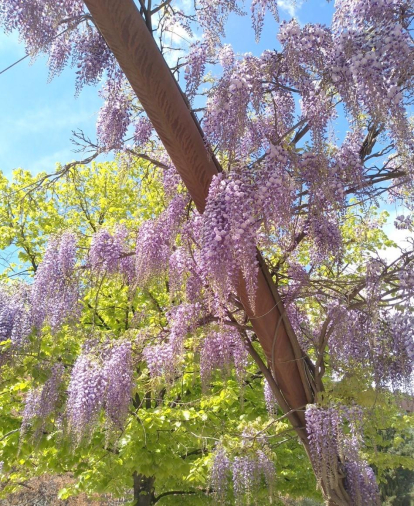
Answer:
(379, 210, 414, 264)
(29, 149, 77, 174)
(278, 0, 304, 19)
(10, 102, 96, 134)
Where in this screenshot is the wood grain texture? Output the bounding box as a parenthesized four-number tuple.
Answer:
(83, 0, 313, 435)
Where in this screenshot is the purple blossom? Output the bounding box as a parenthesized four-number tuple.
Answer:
(143, 342, 175, 380)
(135, 195, 188, 287)
(201, 172, 259, 307)
(309, 211, 343, 264)
(305, 405, 343, 491)
(331, 0, 414, 151)
(345, 460, 380, 506)
(196, 0, 243, 46)
(67, 340, 135, 441)
(133, 116, 153, 147)
(232, 451, 276, 503)
(144, 303, 202, 381)
(97, 73, 132, 149)
(305, 404, 380, 504)
(210, 446, 231, 503)
(185, 41, 210, 100)
(0, 287, 32, 348)
(48, 34, 72, 81)
(251, 0, 278, 42)
(0, 0, 84, 54)
(399, 265, 414, 294)
(263, 377, 278, 416)
(31, 232, 79, 332)
(162, 164, 182, 199)
(104, 341, 134, 429)
(72, 29, 114, 94)
(21, 363, 64, 437)
(200, 329, 248, 389)
(256, 143, 296, 234)
(67, 354, 106, 442)
(89, 228, 123, 275)
(232, 456, 259, 500)
(395, 214, 412, 230)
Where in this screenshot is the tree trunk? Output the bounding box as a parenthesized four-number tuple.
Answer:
(133, 473, 155, 506)
(82, 1, 351, 503)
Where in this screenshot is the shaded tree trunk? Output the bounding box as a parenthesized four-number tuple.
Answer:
(133, 473, 155, 506)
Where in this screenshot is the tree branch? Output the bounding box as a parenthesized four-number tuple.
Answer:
(154, 490, 204, 503)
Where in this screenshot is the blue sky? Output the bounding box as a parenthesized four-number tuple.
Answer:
(0, 31, 104, 177)
(0, 1, 336, 179)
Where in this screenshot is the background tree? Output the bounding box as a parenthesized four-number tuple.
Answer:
(0, 0, 414, 505)
(378, 428, 414, 505)
(0, 163, 321, 504)
(0, 162, 412, 505)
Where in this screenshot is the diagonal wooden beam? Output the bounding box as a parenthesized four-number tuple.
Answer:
(82, 0, 313, 437)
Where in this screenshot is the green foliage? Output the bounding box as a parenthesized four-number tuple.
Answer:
(0, 161, 412, 504)
(0, 162, 318, 504)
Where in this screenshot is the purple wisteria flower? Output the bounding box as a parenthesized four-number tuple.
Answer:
(200, 329, 248, 389)
(305, 404, 380, 505)
(21, 363, 64, 437)
(66, 341, 134, 442)
(31, 232, 79, 332)
(210, 443, 276, 505)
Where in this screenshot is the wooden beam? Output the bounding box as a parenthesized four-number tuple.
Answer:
(83, 0, 313, 436)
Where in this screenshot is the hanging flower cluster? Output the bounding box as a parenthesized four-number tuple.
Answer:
(21, 363, 65, 437)
(201, 171, 259, 307)
(200, 329, 248, 388)
(263, 377, 278, 416)
(66, 341, 134, 442)
(305, 405, 380, 505)
(89, 225, 134, 281)
(210, 433, 276, 505)
(0, 286, 32, 348)
(135, 194, 188, 287)
(97, 73, 132, 150)
(31, 232, 79, 332)
(143, 303, 202, 381)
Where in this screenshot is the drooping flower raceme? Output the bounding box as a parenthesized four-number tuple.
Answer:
(133, 116, 153, 147)
(210, 442, 276, 505)
(67, 341, 134, 442)
(21, 363, 64, 437)
(97, 72, 132, 150)
(305, 405, 380, 505)
(31, 232, 79, 332)
(143, 303, 202, 381)
(201, 172, 259, 307)
(0, 286, 32, 348)
(200, 329, 248, 388)
(210, 445, 231, 503)
(103, 341, 134, 429)
(185, 41, 210, 100)
(263, 377, 278, 416)
(135, 194, 188, 287)
(67, 354, 106, 442)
